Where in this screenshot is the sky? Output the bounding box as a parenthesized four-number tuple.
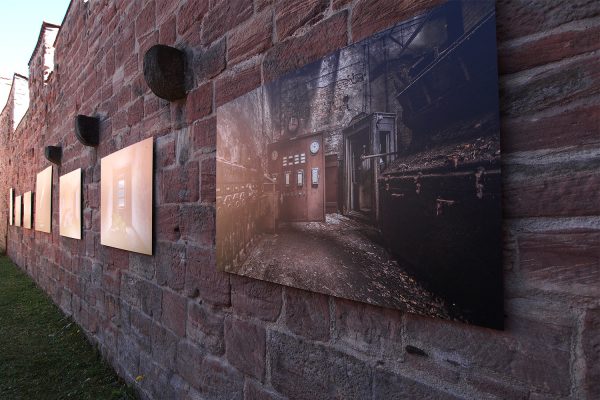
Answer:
(0, 0, 71, 78)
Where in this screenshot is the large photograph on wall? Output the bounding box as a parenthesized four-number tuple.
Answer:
(60, 168, 82, 240)
(14, 195, 21, 227)
(216, 0, 503, 329)
(23, 191, 32, 230)
(100, 137, 153, 255)
(9, 188, 13, 226)
(35, 166, 52, 233)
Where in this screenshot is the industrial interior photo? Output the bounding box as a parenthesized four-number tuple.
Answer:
(217, 0, 503, 329)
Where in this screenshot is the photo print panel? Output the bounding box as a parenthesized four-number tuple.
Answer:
(60, 168, 82, 240)
(9, 188, 14, 226)
(216, 0, 503, 329)
(35, 166, 53, 233)
(14, 195, 21, 227)
(101, 137, 153, 255)
(23, 191, 32, 229)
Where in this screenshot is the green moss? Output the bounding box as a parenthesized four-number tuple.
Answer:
(0, 256, 137, 400)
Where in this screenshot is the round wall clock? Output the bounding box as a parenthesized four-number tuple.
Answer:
(310, 141, 320, 155)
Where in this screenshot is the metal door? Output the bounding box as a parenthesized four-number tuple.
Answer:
(274, 134, 325, 222)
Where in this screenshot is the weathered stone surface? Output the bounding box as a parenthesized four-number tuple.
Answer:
(284, 287, 330, 341)
(263, 11, 348, 82)
(351, 0, 443, 42)
(155, 204, 180, 242)
(269, 330, 372, 399)
(255, 0, 272, 12)
(501, 101, 600, 153)
(244, 379, 286, 400)
(185, 82, 212, 123)
(120, 272, 142, 308)
(139, 279, 163, 319)
(215, 62, 262, 107)
(130, 307, 153, 353)
(373, 369, 461, 400)
(582, 308, 600, 399)
(176, 339, 206, 386)
(404, 314, 572, 395)
(161, 289, 187, 336)
(504, 156, 600, 218)
(161, 161, 200, 203)
(228, 11, 273, 65)
(187, 301, 225, 355)
(518, 230, 600, 296)
(334, 298, 402, 354)
(496, 0, 600, 41)
(155, 241, 186, 291)
(200, 157, 216, 203)
(179, 204, 214, 245)
(465, 372, 529, 400)
(185, 245, 230, 306)
(159, 15, 176, 44)
(198, 356, 244, 400)
(117, 333, 141, 379)
(202, 0, 254, 44)
(151, 323, 179, 371)
(225, 317, 266, 381)
(191, 116, 216, 152)
(177, 0, 209, 36)
(275, 0, 328, 40)
(332, 0, 352, 10)
(498, 22, 600, 74)
(231, 276, 282, 321)
(193, 37, 226, 83)
(500, 54, 600, 117)
(142, 362, 183, 400)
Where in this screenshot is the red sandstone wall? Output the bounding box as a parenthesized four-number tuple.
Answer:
(0, 0, 598, 399)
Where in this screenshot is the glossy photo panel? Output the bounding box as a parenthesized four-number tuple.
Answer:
(9, 188, 13, 226)
(14, 195, 21, 227)
(60, 168, 82, 240)
(100, 137, 153, 255)
(35, 166, 53, 233)
(216, 0, 503, 329)
(23, 191, 32, 229)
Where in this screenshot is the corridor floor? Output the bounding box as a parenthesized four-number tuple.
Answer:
(236, 214, 461, 321)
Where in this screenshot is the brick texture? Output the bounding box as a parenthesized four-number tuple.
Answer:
(0, 1, 598, 400)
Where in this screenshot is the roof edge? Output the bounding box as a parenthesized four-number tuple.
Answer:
(27, 21, 62, 67)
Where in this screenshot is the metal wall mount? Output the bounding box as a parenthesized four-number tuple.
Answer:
(143, 45, 186, 101)
(44, 145, 62, 165)
(75, 115, 100, 147)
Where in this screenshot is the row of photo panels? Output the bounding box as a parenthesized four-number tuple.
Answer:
(9, 137, 153, 255)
